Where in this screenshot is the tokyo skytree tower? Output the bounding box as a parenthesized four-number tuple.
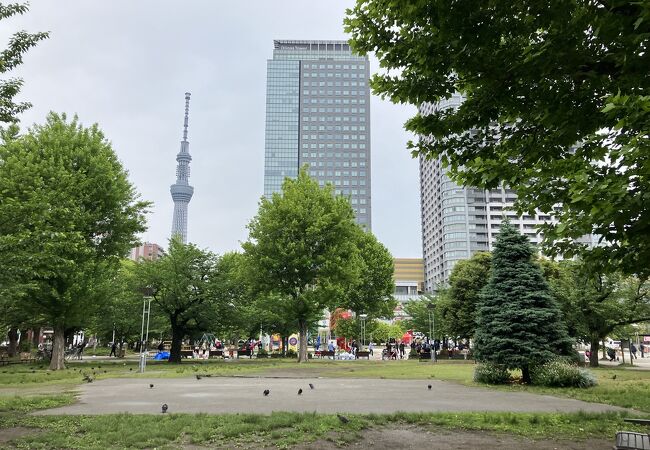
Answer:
(170, 92, 194, 243)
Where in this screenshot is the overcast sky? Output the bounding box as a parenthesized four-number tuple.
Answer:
(4, 1, 422, 258)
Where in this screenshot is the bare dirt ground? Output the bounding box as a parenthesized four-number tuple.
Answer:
(178, 427, 612, 450)
(295, 427, 612, 450)
(0, 425, 612, 450)
(0, 427, 43, 447)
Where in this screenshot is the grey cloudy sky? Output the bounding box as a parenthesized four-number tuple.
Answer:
(5, 1, 422, 258)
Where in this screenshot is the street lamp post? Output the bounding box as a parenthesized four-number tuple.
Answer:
(359, 314, 368, 349)
(139, 292, 153, 373)
(427, 303, 436, 363)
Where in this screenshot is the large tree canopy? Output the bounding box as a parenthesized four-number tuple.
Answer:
(338, 227, 396, 320)
(0, 2, 49, 124)
(135, 237, 220, 364)
(0, 113, 149, 369)
(345, 1, 650, 276)
(243, 168, 360, 362)
(440, 252, 491, 341)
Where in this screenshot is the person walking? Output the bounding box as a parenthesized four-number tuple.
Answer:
(630, 343, 638, 359)
(76, 341, 85, 360)
(640, 343, 645, 358)
(399, 342, 405, 359)
(368, 342, 374, 357)
(109, 342, 117, 357)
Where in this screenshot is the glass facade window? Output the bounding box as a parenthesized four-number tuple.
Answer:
(264, 40, 371, 228)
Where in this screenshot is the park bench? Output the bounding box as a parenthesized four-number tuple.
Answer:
(614, 418, 650, 450)
(180, 350, 193, 358)
(210, 350, 224, 358)
(237, 349, 252, 358)
(356, 351, 370, 359)
(614, 432, 650, 449)
(316, 350, 335, 359)
(19, 352, 35, 364)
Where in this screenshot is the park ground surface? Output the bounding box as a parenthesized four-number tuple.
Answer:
(1, 358, 649, 449)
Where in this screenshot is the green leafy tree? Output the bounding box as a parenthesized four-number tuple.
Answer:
(345, 1, 650, 276)
(243, 168, 359, 362)
(474, 222, 573, 383)
(339, 228, 396, 319)
(545, 260, 650, 367)
(0, 2, 49, 124)
(403, 294, 447, 340)
(135, 237, 221, 363)
(0, 114, 149, 369)
(370, 321, 404, 345)
(442, 252, 491, 340)
(88, 260, 167, 351)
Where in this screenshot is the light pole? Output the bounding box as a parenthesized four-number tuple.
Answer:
(359, 314, 368, 349)
(139, 289, 153, 373)
(427, 303, 436, 362)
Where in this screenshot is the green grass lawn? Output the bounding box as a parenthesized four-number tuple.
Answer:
(1, 359, 649, 448)
(1, 391, 647, 449)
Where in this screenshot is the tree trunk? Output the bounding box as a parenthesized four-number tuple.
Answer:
(32, 328, 40, 348)
(49, 326, 66, 370)
(521, 365, 531, 384)
(589, 338, 600, 368)
(601, 340, 607, 360)
(7, 327, 18, 357)
(20, 328, 29, 350)
(298, 320, 308, 363)
(168, 323, 183, 364)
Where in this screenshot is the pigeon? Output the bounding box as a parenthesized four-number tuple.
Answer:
(263, 389, 270, 396)
(129, 368, 133, 371)
(298, 389, 303, 395)
(612, 374, 617, 380)
(150, 384, 154, 389)
(83, 374, 93, 383)
(337, 414, 349, 424)
(196, 375, 202, 380)
(309, 383, 315, 390)
(161, 403, 168, 413)
(428, 384, 432, 390)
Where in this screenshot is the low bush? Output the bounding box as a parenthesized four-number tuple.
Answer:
(473, 363, 511, 384)
(531, 359, 597, 388)
(256, 348, 268, 358)
(285, 349, 298, 358)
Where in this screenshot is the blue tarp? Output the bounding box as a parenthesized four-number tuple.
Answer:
(154, 351, 170, 360)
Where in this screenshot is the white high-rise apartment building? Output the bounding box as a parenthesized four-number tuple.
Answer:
(419, 94, 557, 291)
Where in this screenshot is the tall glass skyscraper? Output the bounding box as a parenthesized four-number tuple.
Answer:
(264, 40, 371, 228)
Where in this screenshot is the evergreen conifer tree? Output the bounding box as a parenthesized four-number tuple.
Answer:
(474, 221, 573, 383)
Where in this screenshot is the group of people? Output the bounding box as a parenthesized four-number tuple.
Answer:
(383, 341, 406, 360)
(603, 342, 646, 361)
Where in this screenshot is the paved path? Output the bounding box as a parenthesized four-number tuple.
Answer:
(38, 377, 627, 415)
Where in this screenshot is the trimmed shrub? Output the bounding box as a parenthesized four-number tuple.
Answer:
(473, 363, 511, 384)
(256, 348, 268, 358)
(530, 359, 598, 388)
(285, 349, 298, 358)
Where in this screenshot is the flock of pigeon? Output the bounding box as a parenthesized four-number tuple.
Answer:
(153, 379, 436, 420)
(77, 366, 435, 421)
